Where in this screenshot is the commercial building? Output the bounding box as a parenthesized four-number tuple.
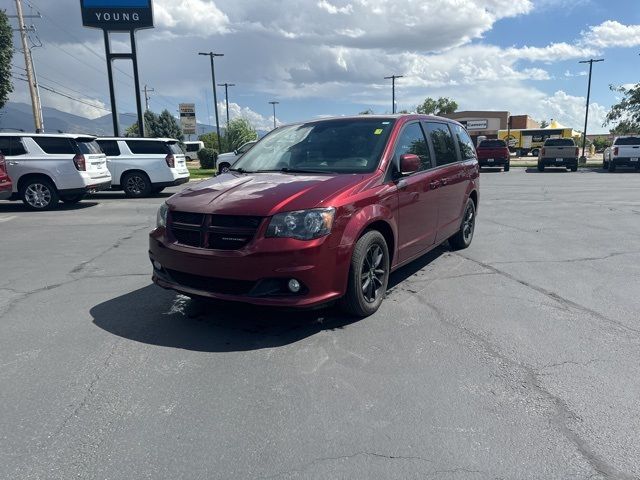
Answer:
(442, 111, 539, 145)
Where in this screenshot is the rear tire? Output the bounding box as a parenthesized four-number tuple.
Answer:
(570, 164, 578, 172)
(20, 177, 59, 210)
(608, 161, 616, 172)
(61, 194, 85, 204)
(449, 199, 476, 251)
(504, 162, 510, 172)
(339, 230, 390, 317)
(122, 171, 152, 198)
(537, 162, 545, 172)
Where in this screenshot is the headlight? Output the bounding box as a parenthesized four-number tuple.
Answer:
(266, 208, 335, 240)
(157, 203, 168, 228)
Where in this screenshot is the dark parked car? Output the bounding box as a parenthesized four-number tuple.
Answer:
(0, 151, 13, 201)
(149, 115, 479, 316)
(476, 139, 510, 171)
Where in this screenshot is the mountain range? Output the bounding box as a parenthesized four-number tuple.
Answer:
(0, 102, 224, 138)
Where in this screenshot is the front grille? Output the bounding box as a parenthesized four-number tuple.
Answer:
(169, 211, 263, 250)
(165, 268, 255, 295)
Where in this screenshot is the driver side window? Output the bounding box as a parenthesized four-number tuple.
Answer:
(394, 123, 432, 172)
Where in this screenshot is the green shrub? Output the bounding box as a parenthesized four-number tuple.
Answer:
(197, 148, 218, 169)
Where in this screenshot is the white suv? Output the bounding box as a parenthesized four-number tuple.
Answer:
(0, 133, 111, 210)
(96, 137, 190, 197)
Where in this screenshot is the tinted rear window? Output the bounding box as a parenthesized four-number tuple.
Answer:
(77, 139, 102, 155)
(185, 144, 200, 152)
(126, 140, 169, 155)
(97, 140, 121, 156)
(545, 138, 575, 146)
(33, 137, 76, 155)
(614, 137, 640, 145)
(168, 143, 184, 155)
(0, 136, 27, 156)
(478, 139, 506, 148)
(425, 122, 458, 166)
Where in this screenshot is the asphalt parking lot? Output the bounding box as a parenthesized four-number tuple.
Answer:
(1, 168, 640, 479)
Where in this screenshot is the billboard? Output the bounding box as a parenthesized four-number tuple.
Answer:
(80, 0, 154, 30)
(465, 120, 488, 131)
(179, 103, 197, 135)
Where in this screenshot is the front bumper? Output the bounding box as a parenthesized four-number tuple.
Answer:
(148, 230, 350, 308)
(540, 157, 578, 167)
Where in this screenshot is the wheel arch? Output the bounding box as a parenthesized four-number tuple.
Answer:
(120, 169, 151, 186)
(17, 172, 58, 193)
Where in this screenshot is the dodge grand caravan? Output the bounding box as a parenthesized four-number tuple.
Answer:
(149, 115, 479, 316)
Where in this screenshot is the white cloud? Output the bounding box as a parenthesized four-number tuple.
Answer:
(564, 70, 588, 77)
(154, 0, 230, 35)
(538, 90, 607, 133)
(215, 101, 279, 131)
(317, 1, 354, 15)
(581, 21, 640, 48)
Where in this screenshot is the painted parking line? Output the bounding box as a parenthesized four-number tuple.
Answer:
(0, 216, 17, 223)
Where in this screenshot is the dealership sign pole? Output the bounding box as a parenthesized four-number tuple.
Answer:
(80, 0, 154, 137)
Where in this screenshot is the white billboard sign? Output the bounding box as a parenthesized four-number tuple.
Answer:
(179, 103, 196, 135)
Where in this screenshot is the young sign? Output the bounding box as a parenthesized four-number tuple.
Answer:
(80, 0, 154, 30)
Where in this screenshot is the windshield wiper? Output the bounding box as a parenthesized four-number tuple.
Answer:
(268, 167, 335, 174)
(229, 167, 253, 173)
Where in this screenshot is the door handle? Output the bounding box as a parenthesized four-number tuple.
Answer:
(429, 181, 440, 190)
(441, 178, 448, 186)
(7, 161, 18, 165)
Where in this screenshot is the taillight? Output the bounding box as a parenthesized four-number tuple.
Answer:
(73, 154, 86, 171)
(541, 148, 545, 156)
(165, 154, 175, 168)
(614, 147, 618, 156)
(0, 154, 6, 174)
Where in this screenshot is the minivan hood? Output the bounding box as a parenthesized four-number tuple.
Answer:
(167, 172, 367, 216)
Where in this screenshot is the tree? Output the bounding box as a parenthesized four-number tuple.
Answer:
(604, 83, 640, 133)
(609, 119, 640, 136)
(125, 110, 159, 137)
(416, 97, 458, 115)
(199, 131, 225, 152)
(225, 117, 257, 152)
(154, 109, 183, 141)
(0, 10, 14, 109)
(539, 120, 549, 128)
(591, 137, 611, 151)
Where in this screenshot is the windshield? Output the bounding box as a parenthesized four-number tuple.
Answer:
(614, 136, 640, 145)
(478, 140, 506, 148)
(545, 138, 575, 146)
(233, 119, 395, 173)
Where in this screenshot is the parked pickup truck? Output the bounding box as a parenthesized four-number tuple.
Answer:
(475, 139, 510, 171)
(537, 138, 579, 172)
(603, 136, 640, 172)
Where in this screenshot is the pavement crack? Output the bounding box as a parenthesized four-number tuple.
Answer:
(539, 359, 604, 371)
(419, 300, 635, 480)
(492, 251, 640, 265)
(454, 253, 640, 337)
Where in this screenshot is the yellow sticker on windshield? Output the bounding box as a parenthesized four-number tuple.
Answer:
(374, 128, 383, 135)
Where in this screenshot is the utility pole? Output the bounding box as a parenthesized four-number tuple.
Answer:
(199, 52, 224, 152)
(269, 101, 279, 130)
(578, 58, 604, 163)
(384, 75, 403, 114)
(143, 84, 154, 111)
(217, 82, 235, 128)
(14, 0, 43, 132)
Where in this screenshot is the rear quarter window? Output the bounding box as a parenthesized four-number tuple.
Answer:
(126, 140, 169, 155)
(33, 137, 76, 155)
(77, 139, 102, 155)
(452, 125, 477, 159)
(97, 140, 121, 156)
(168, 143, 184, 155)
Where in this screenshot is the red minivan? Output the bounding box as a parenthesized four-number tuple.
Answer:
(0, 151, 13, 201)
(149, 115, 479, 316)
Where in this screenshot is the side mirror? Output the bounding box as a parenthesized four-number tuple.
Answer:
(399, 153, 420, 175)
(233, 150, 238, 155)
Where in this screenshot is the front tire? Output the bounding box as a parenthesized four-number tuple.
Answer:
(217, 162, 231, 174)
(569, 164, 578, 172)
(20, 178, 59, 210)
(449, 199, 476, 250)
(340, 230, 390, 317)
(122, 171, 152, 198)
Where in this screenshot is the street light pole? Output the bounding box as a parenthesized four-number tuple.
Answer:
(578, 58, 604, 162)
(199, 52, 224, 153)
(217, 82, 235, 129)
(384, 75, 403, 113)
(269, 101, 279, 130)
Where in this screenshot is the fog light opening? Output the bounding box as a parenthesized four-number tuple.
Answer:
(153, 260, 162, 270)
(288, 278, 301, 293)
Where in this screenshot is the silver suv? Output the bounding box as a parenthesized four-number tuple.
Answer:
(0, 133, 111, 210)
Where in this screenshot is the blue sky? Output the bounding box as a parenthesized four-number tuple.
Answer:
(6, 0, 640, 133)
